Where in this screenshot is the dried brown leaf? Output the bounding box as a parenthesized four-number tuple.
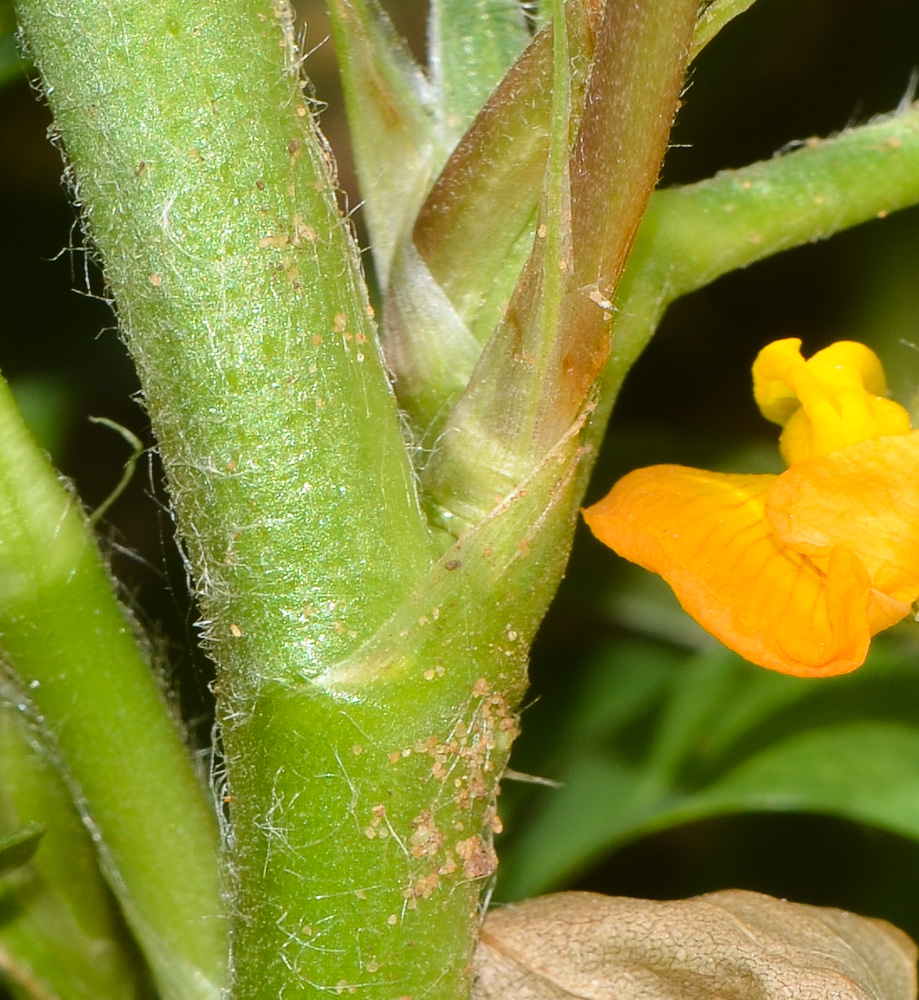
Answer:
(474, 889, 917, 1000)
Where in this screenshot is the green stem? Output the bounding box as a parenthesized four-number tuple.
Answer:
(14, 1, 441, 997)
(0, 376, 225, 1000)
(593, 102, 919, 445)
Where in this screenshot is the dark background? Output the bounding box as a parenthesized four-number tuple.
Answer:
(3, 0, 919, 954)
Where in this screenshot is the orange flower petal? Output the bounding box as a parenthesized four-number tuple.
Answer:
(766, 430, 919, 613)
(583, 465, 872, 676)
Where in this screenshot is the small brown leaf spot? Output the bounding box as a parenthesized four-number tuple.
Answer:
(149, 273, 162, 287)
(226, 458, 237, 472)
(438, 855, 458, 876)
(386, 914, 398, 926)
(413, 873, 440, 898)
(334, 979, 354, 995)
(363, 826, 377, 840)
(312, 333, 323, 346)
(455, 835, 497, 879)
(487, 807, 504, 834)
(418, 615, 429, 627)
(256, 178, 266, 190)
(410, 810, 443, 858)
(333, 312, 348, 332)
(389, 751, 401, 763)
(296, 104, 307, 118)
(748, 232, 763, 245)
(424, 669, 436, 681)
(365, 304, 375, 318)
(135, 161, 147, 176)
(537, 223, 547, 238)
(315, 396, 326, 409)
(445, 559, 461, 570)
(472, 678, 490, 697)
(287, 182, 296, 197)
(888, 136, 903, 150)
(483, 547, 493, 558)
(229, 623, 243, 637)
(350, 744, 363, 756)
(333, 621, 346, 634)
(742, 179, 753, 190)
(878, 209, 889, 219)
(355, 332, 367, 344)
(287, 138, 301, 157)
(589, 287, 613, 311)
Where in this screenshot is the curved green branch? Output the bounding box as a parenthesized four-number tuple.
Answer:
(595, 103, 919, 440)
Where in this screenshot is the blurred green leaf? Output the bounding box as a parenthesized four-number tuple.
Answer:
(0, 0, 25, 89)
(0, 696, 149, 1000)
(497, 633, 919, 899)
(0, 822, 43, 876)
(428, 0, 531, 130)
(327, 0, 457, 287)
(8, 375, 75, 463)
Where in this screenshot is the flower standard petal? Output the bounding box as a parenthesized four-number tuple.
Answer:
(582, 465, 872, 676)
(752, 339, 910, 465)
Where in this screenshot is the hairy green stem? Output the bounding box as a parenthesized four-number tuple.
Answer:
(12, 0, 443, 996)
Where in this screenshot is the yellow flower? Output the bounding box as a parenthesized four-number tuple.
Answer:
(583, 339, 919, 677)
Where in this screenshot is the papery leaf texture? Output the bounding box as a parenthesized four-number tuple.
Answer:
(474, 890, 917, 1000)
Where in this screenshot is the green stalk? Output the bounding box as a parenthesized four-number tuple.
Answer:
(13, 0, 441, 996)
(0, 376, 225, 1000)
(592, 102, 919, 447)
